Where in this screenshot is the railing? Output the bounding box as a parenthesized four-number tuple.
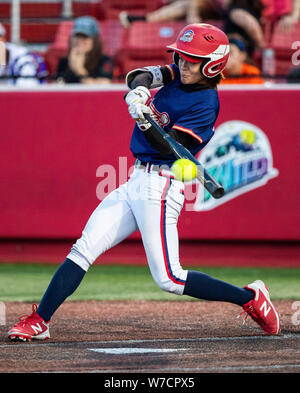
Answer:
(9, 0, 74, 44)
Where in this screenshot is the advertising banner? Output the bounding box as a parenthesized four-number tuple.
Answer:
(1, 87, 299, 240)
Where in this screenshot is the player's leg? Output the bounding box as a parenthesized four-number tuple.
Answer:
(38, 184, 138, 320)
(134, 173, 254, 303)
(132, 173, 187, 295)
(136, 173, 279, 334)
(8, 184, 138, 341)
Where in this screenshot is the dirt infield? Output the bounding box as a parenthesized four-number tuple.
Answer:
(0, 300, 299, 373)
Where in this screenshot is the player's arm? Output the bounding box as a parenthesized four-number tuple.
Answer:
(126, 64, 177, 90)
(141, 106, 216, 156)
(125, 86, 198, 155)
(125, 64, 195, 155)
(142, 126, 197, 156)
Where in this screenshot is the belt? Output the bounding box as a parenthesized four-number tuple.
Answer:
(134, 159, 185, 191)
(134, 159, 169, 173)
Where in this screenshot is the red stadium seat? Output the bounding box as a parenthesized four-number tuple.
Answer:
(0, 2, 10, 18)
(72, 0, 106, 20)
(116, 21, 186, 77)
(270, 21, 300, 58)
(275, 59, 296, 79)
(0, 1, 105, 19)
(0, 1, 62, 18)
(269, 21, 300, 76)
(2, 22, 59, 43)
(49, 19, 125, 57)
(102, 0, 163, 19)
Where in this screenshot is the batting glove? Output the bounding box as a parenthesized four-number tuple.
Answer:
(125, 86, 156, 130)
(136, 106, 161, 131)
(128, 102, 150, 121)
(125, 86, 151, 106)
(127, 102, 157, 131)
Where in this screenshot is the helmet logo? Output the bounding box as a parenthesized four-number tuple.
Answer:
(179, 30, 195, 43)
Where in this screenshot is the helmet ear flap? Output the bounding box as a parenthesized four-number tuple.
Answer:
(200, 58, 209, 77)
(173, 52, 179, 66)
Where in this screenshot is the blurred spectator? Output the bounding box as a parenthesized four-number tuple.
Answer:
(221, 36, 264, 84)
(56, 16, 113, 84)
(119, 0, 229, 28)
(277, 0, 300, 31)
(0, 22, 5, 39)
(223, 1, 266, 57)
(287, 67, 300, 82)
(119, 0, 265, 58)
(0, 23, 41, 86)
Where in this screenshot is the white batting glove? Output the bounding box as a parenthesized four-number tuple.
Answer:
(125, 86, 156, 130)
(128, 102, 150, 120)
(125, 86, 151, 106)
(127, 102, 157, 131)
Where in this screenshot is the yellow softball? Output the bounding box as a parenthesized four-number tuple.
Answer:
(171, 159, 197, 182)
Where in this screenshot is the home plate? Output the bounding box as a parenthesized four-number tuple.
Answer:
(89, 348, 186, 355)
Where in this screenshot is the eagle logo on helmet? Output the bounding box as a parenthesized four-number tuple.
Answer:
(179, 30, 195, 43)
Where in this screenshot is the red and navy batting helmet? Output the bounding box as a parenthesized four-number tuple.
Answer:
(166, 23, 230, 78)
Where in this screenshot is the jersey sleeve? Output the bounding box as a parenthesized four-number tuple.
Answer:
(172, 104, 218, 145)
(160, 64, 179, 85)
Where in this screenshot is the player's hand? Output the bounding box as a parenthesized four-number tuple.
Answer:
(128, 102, 150, 121)
(128, 102, 156, 131)
(125, 86, 151, 107)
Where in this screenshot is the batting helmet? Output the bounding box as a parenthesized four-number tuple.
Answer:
(166, 23, 230, 78)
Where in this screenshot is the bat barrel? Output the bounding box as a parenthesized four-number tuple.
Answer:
(211, 186, 225, 199)
(200, 168, 224, 199)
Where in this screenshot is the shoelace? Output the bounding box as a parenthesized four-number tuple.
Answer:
(238, 303, 268, 328)
(237, 306, 252, 325)
(17, 304, 38, 326)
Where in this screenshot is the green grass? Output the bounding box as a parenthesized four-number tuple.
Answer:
(0, 263, 299, 302)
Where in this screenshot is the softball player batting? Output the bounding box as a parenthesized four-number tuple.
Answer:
(8, 24, 280, 341)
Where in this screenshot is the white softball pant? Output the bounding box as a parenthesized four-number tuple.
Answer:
(68, 165, 188, 295)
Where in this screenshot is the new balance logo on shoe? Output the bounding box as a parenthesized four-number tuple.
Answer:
(31, 323, 44, 335)
(260, 300, 271, 317)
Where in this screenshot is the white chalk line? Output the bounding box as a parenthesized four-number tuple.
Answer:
(89, 348, 187, 355)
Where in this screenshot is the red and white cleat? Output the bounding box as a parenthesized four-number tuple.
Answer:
(8, 304, 50, 342)
(241, 280, 280, 335)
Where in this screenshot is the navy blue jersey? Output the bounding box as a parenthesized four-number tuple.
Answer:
(129, 64, 220, 166)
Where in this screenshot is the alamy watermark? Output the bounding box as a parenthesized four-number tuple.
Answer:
(0, 302, 6, 326)
(292, 41, 300, 66)
(95, 157, 198, 209)
(291, 301, 300, 326)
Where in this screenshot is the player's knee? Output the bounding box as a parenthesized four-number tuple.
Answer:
(67, 242, 94, 272)
(155, 276, 185, 296)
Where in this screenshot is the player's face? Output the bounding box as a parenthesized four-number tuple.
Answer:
(178, 56, 203, 84)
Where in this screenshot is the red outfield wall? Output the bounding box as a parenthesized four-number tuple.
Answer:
(1, 86, 300, 241)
